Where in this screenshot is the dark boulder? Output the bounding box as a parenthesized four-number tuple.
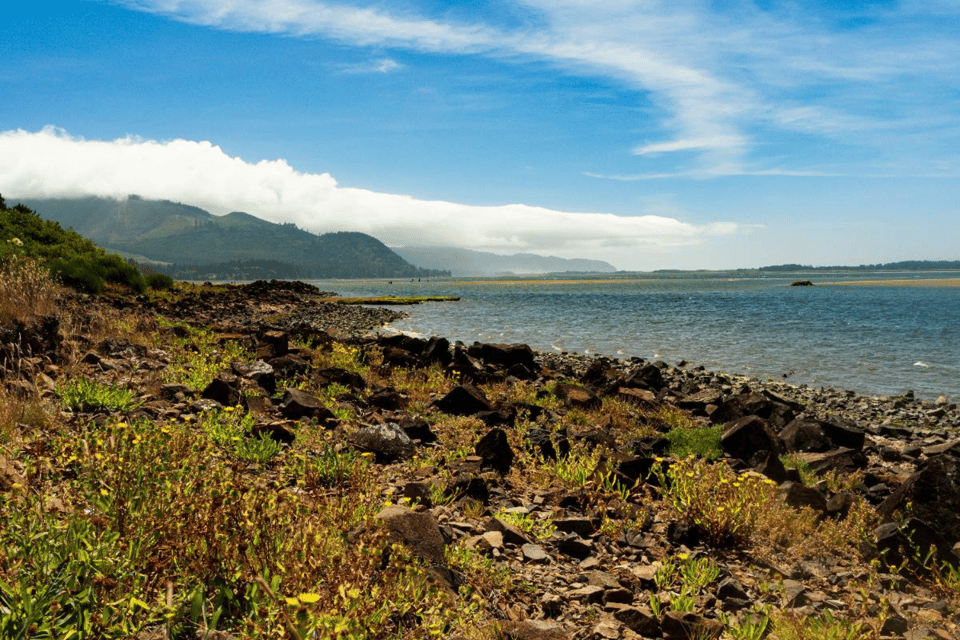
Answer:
(820, 419, 866, 451)
(617, 387, 658, 408)
(375, 505, 452, 588)
(779, 419, 832, 453)
(422, 336, 452, 366)
(257, 330, 289, 358)
(803, 447, 868, 475)
(878, 454, 960, 548)
(267, 354, 310, 378)
(316, 367, 366, 391)
(753, 450, 787, 483)
(875, 518, 959, 572)
(381, 346, 418, 368)
(778, 481, 827, 513)
(720, 416, 780, 462)
(467, 342, 536, 371)
(433, 384, 493, 416)
(447, 347, 486, 382)
(278, 388, 336, 423)
(624, 363, 666, 392)
(201, 375, 240, 407)
(232, 360, 276, 394)
(249, 422, 296, 446)
(580, 359, 625, 394)
(447, 473, 490, 504)
(377, 333, 427, 356)
(367, 387, 407, 411)
(475, 428, 514, 474)
(396, 416, 437, 444)
(552, 383, 601, 410)
(525, 427, 570, 461)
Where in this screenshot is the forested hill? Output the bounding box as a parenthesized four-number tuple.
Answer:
(759, 260, 960, 272)
(17, 196, 448, 279)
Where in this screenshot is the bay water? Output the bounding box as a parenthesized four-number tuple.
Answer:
(306, 272, 960, 402)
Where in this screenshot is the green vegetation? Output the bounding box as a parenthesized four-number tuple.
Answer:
(651, 456, 780, 547)
(0, 195, 172, 294)
(58, 377, 141, 413)
(664, 424, 723, 459)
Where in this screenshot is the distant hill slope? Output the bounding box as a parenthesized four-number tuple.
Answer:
(19, 196, 448, 279)
(394, 246, 617, 276)
(758, 261, 960, 272)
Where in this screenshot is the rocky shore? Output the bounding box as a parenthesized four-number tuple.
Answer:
(3, 278, 959, 639)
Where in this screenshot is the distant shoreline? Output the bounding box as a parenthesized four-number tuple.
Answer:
(824, 278, 960, 287)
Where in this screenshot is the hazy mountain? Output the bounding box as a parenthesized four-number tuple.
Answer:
(19, 196, 448, 279)
(394, 246, 617, 276)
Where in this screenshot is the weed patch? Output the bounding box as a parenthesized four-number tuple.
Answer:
(59, 377, 141, 413)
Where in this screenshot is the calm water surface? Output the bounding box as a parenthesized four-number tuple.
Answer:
(306, 272, 960, 402)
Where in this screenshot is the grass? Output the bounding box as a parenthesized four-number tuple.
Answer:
(0, 254, 59, 325)
(665, 424, 723, 459)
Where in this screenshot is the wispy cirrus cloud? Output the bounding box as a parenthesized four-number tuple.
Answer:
(103, 0, 960, 179)
(337, 57, 403, 74)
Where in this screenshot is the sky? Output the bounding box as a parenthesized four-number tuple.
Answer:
(1, 0, 958, 271)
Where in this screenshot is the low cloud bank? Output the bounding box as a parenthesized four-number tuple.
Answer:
(0, 128, 736, 258)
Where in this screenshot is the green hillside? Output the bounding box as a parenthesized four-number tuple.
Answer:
(0, 194, 170, 293)
(19, 196, 448, 279)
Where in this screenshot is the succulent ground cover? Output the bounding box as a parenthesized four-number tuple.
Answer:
(1, 266, 959, 639)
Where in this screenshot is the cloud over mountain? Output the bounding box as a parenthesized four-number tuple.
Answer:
(0, 127, 737, 261)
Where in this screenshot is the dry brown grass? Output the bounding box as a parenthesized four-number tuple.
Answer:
(0, 255, 60, 325)
(0, 386, 53, 446)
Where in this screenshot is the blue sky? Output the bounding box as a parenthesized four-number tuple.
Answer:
(1, 0, 958, 270)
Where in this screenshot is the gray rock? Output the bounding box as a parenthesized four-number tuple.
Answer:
(347, 423, 415, 462)
(522, 543, 550, 563)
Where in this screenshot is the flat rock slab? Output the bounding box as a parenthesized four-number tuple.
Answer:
(347, 423, 415, 462)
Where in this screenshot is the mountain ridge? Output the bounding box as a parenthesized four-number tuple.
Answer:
(393, 246, 617, 276)
(17, 196, 448, 279)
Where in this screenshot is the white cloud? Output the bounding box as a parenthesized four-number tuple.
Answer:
(0, 127, 737, 263)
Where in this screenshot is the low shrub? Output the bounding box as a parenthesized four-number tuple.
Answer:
(652, 456, 779, 547)
(49, 257, 105, 294)
(145, 272, 174, 290)
(49, 254, 146, 294)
